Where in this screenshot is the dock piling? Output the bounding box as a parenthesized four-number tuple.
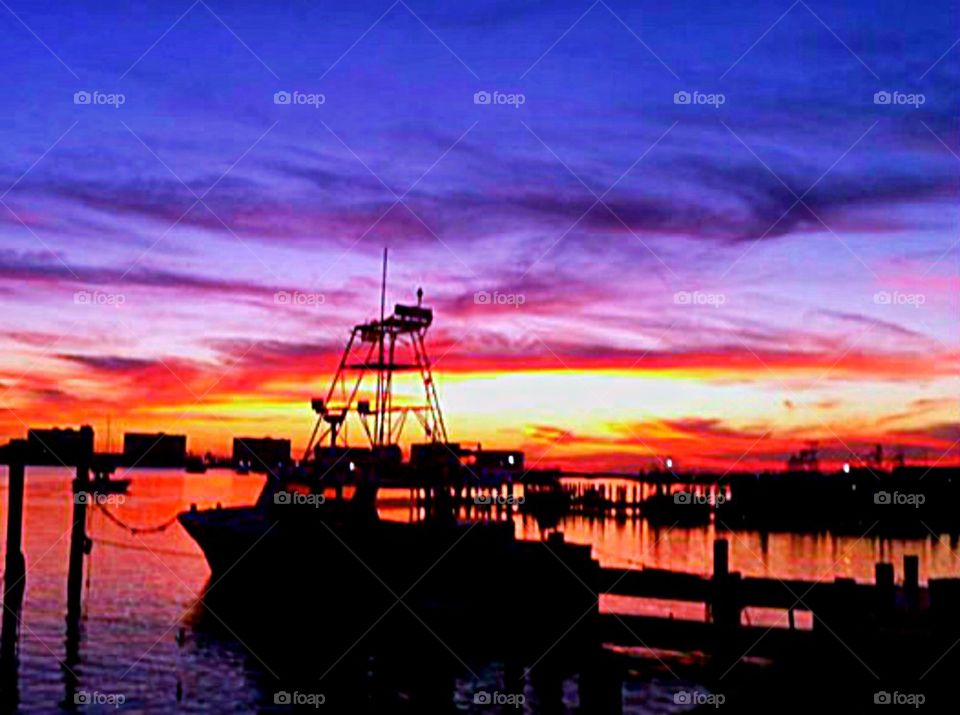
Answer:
(903, 554, 919, 609)
(66, 462, 90, 630)
(713, 539, 729, 580)
(875, 562, 895, 616)
(1, 444, 27, 652)
(0, 441, 26, 710)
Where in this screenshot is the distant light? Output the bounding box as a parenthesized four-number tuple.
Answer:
(666, 458, 673, 469)
(507, 455, 515, 466)
(348, 461, 355, 472)
(843, 463, 850, 474)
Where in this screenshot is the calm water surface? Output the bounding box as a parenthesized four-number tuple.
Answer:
(1, 469, 957, 713)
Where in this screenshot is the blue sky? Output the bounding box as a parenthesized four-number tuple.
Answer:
(0, 0, 957, 467)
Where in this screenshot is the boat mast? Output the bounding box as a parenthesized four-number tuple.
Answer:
(376, 248, 388, 448)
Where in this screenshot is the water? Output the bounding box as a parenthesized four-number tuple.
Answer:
(1, 467, 262, 713)
(1, 469, 957, 712)
(534, 478, 960, 585)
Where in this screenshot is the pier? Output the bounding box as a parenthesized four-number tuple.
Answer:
(0, 428, 120, 709)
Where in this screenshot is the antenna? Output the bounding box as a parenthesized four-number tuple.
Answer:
(380, 247, 388, 327)
(376, 248, 388, 446)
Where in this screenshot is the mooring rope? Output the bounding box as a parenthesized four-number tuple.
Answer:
(93, 503, 180, 535)
(92, 536, 202, 559)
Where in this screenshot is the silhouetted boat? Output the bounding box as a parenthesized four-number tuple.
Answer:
(74, 474, 129, 494)
(179, 254, 599, 653)
(642, 489, 712, 526)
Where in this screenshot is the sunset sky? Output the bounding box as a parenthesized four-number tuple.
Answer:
(0, 0, 957, 471)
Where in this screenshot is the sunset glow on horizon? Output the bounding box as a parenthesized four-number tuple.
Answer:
(0, 0, 956, 471)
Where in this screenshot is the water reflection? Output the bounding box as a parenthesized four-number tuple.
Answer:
(0, 469, 958, 712)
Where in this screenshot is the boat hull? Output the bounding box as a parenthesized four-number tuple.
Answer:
(179, 503, 600, 659)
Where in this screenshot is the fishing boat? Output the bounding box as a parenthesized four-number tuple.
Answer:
(178, 253, 600, 654)
(75, 461, 130, 494)
(76, 475, 130, 494)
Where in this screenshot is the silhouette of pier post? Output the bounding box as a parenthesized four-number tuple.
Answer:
(1, 441, 27, 644)
(903, 554, 919, 611)
(62, 459, 92, 710)
(66, 461, 90, 634)
(875, 562, 895, 618)
(710, 538, 740, 626)
(0, 440, 26, 710)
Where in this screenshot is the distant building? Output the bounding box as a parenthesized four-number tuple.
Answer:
(410, 443, 462, 472)
(233, 437, 291, 473)
(473, 449, 524, 483)
(474, 449, 524, 472)
(123, 432, 186, 468)
(27, 426, 94, 466)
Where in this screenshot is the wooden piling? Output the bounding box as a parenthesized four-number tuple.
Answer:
(711, 539, 740, 626)
(903, 554, 919, 608)
(1, 444, 27, 652)
(875, 562, 894, 616)
(713, 539, 729, 580)
(0, 442, 26, 710)
(66, 462, 90, 629)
